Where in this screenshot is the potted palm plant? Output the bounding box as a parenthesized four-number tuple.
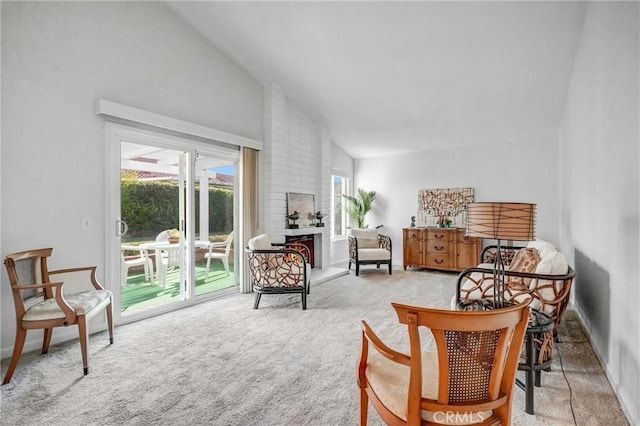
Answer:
(343, 188, 377, 229)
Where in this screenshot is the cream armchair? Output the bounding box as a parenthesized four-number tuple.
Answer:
(348, 228, 392, 276)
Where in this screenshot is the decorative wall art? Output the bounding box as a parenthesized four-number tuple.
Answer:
(418, 187, 474, 228)
(286, 192, 315, 228)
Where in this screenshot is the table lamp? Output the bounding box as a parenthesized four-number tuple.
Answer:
(466, 202, 536, 308)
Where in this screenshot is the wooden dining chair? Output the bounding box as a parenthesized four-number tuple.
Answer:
(358, 301, 530, 425)
(3, 248, 114, 384)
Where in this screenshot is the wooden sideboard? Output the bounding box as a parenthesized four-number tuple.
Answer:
(402, 227, 481, 272)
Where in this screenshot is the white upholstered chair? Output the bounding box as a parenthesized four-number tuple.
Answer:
(348, 228, 392, 276)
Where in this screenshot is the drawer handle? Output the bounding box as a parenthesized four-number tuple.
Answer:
(435, 234, 444, 239)
(435, 259, 444, 264)
(435, 246, 444, 251)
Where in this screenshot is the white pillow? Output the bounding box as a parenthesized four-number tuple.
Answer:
(526, 238, 557, 259)
(535, 250, 569, 275)
(248, 234, 272, 250)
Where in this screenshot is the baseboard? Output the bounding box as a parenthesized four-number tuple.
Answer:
(571, 303, 637, 425)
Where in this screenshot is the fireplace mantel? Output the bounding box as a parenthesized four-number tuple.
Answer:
(284, 228, 324, 236)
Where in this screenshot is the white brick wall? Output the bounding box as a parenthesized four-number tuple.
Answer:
(263, 85, 331, 268)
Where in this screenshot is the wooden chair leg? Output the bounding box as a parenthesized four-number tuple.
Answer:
(77, 316, 89, 375)
(42, 327, 53, 354)
(360, 388, 369, 425)
(3, 327, 27, 384)
(106, 301, 114, 345)
(253, 293, 262, 309)
(388, 262, 392, 275)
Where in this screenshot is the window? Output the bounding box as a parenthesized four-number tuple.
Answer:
(331, 175, 349, 238)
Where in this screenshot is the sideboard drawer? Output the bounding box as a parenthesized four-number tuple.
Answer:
(427, 230, 452, 241)
(405, 229, 424, 240)
(426, 254, 454, 269)
(425, 240, 451, 254)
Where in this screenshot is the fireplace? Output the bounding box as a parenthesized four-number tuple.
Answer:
(285, 234, 315, 268)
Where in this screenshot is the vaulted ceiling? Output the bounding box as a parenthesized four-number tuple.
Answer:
(168, 2, 586, 159)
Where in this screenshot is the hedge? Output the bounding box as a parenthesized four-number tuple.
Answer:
(121, 179, 233, 239)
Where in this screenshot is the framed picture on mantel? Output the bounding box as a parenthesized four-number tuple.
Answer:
(287, 192, 315, 228)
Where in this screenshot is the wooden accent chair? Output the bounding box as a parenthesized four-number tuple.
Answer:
(245, 234, 310, 310)
(3, 248, 114, 384)
(358, 301, 530, 426)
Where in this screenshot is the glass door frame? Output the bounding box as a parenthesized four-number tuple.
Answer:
(106, 122, 239, 325)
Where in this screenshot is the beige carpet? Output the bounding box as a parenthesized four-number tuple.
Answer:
(0, 268, 629, 425)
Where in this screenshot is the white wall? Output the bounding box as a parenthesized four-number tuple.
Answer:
(262, 85, 331, 268)
(330, 143, 354, 265)
(1, 2, 263, 358)
(558, 2, 640, 423)
(354, 136, 560, 266)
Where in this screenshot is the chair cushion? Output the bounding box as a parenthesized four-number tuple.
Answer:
(248, 234, 272, 250)
(23, 290, 112, 321)
(350, 228, 379, 248)
(366, 350, 492, 424)
(358, 248, 391, 261)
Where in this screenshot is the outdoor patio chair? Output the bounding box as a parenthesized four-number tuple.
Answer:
(205, 231, 234, 278)
(2, 248, 114, 384)
(157, 246, 180, 289)
(121, 244, 153, 286)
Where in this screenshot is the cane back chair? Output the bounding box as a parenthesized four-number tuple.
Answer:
(358, 301, 530, 425)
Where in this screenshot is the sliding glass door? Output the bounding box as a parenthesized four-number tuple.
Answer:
(193, 152, 237, 297)
(107, 123, 238, 323)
